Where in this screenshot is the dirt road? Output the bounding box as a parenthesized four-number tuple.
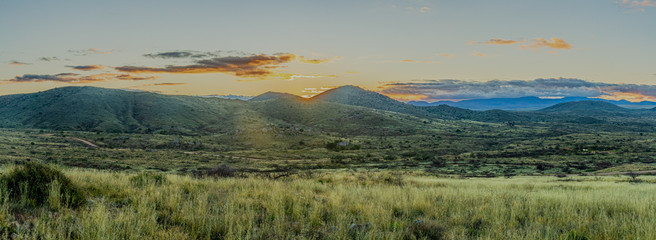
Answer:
(69, 137, 99, 148)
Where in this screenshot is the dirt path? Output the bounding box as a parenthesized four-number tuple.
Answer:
(69, 137, 99, 148)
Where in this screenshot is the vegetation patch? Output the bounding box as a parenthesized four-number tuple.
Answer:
(0, 162, 86, 209)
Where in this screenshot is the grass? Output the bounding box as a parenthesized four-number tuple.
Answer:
(0, 167, 655, 239)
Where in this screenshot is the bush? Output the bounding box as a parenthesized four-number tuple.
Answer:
(192, 165, 237, 178)
(0, 162, 86, 209)
(406, 220, 445, 239)
(130, 172, 168, 187)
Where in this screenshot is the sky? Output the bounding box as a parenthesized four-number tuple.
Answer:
(1, 0, 655, 102)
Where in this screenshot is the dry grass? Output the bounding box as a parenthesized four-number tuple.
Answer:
(1, 168, 655, 239)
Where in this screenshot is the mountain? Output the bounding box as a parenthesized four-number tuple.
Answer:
(249, 92, 302, 101)
(409, 96, 656, 111)
(0, 86, 248, 134)
(312, 85, 435, 118)
(537, 101, 632, 116)
(0, 86, 430, 136)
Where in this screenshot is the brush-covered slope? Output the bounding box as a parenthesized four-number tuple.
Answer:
(0, 86, 432, 136)
(250, 97, 427, 136)
(538, 101, 631, 116)
(0, 86, 247, 134)
(249, 92, 302, 102)
(312, 85, 435, 118)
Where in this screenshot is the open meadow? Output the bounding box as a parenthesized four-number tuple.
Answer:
(0, 166, 655, 239)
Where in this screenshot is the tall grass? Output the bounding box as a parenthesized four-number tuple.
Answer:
(1, 168, 655, 239)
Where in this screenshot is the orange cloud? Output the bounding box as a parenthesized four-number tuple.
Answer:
(521, 38, 572, 50)
(299, 56, 332, 64)
(382, 93, 429, 101)
(437, 53, 456, 58)
(472, 52, 487, 57)
(115, 53, 297, 78)
(485, 39, 524, 45)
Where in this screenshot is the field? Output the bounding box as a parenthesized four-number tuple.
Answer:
(0, 125, 655, 239)
(1, 168, 655, 239)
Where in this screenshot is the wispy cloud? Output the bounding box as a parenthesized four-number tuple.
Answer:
(401, 59, 440, 63)
(116, 53, 297, 78)
(3, 73, 155, 84)
(521, 38, 572, 50)
(144, 51, 214, 59)
(68, 48, 116, 56)
(379, 78, 656, 102)
(471, 37, 572, 51)
(437, 53, 456, 58)
(39, 57, 61, 62)
(66, 65, 105, 71)
(485, 39, 524, 45)
(9, 61, 30, 66)
(472, 52, 487, 57)
(619, 0, 656, 11)
(298, 56, 336, 64)
(152, 82, 187, 86)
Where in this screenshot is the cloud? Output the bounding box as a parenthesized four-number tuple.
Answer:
(152, 83, 187, 86)
(4, 73, 155, 84)
(437, 53, 456, 58)
(9, 61, 30, 66)
(619, 0, 656, 11)
(521, 38, 572, 50)
(298, 56, 334, 64)
(115, 74, 157, 81)
(378, 78, 656, 102)
(485, 39, 524, 45)
(472, 52, 487, 57)
(401, 59, 440, 63)
(419, 6, 431, 13)
(115, 53, 297, 78)
(268, 73, 337, 81)
(144, 51, 213, 59)
(471, 37, 572, 51)
(66, 65, 105, 71)
(68, 48, 115, 55)
(39, 57, 61, 62)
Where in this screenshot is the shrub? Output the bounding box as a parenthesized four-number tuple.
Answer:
(129, 172, 168, 187)
(406, 220, 445, 240)
(0, 162, 86, 209)
(192, 165, 237, 178)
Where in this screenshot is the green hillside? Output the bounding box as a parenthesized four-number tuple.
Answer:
(0, 86, 434, 136)
(312, 85, 436, 118)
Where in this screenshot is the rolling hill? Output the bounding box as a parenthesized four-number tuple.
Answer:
(0, 86, 432, 136)
(311, 85, 436, 118)
(410, 96, 656, 111)
(537, 101, 632, 116)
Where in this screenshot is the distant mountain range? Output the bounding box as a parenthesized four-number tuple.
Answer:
(408, 96, 656, 111)
(0, 85, 654, 135)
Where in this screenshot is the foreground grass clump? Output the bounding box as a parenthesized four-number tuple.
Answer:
(1, 168, 656, 239)
(0, 162, 86, 209)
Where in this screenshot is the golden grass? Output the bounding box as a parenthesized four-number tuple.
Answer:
(2, 169, 655, 239)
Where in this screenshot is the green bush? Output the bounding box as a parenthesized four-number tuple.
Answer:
(0, 162, 86, 209)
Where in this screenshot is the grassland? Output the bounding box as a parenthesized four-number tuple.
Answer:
(1, 166, 655, 239)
